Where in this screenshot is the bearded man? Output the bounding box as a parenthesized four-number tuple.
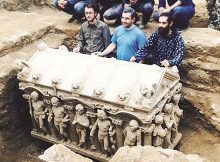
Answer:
(130, 12, 185, 67)
(73, 3, 111, 54)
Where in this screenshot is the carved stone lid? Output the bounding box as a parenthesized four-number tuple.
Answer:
(17, 44, 180, 111)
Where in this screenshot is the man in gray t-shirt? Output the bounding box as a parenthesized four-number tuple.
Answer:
(73, 4, 111, 54)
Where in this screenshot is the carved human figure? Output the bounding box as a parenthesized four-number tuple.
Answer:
(153, 114, 166, 147)
(72, 104, 90, 147)
(172, 94, 183, 129)
(140, 84, 156, 98)
(90, 109, 114, 156)
(172, 83, 182, 94)
(48, 97, 70, 140)
(123, 120, 141, 147)
(163, 103, 175, 146)
(30, 91, 47, 133)
(167, 94, 183, 149)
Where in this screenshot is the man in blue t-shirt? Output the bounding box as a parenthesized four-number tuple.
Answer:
(97, 7, 147, 61)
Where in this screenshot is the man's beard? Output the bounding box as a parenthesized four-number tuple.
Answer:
(87, 16, 95, 23)
(158, 26, 170, 36)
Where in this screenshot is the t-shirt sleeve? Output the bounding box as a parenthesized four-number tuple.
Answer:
(138, 32, 147, 49)
(111, 28, 118, 45)
(103, 25, 111, 48)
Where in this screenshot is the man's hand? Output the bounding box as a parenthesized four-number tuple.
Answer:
(73, 46, 80, 53)
(97, 52, 105, 57)
(158, 7, 165, 14)
(161, 59, 170, 67)
(58, 0, 67, 9)
(91, 52, 102, 56)
(130, 56, 137, 62)
(162, 8, 171, 13)
(124, 4, 130, 8)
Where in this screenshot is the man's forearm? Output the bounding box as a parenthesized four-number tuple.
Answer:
(100, 43, 116, 56)
(168, 0, 181, 11)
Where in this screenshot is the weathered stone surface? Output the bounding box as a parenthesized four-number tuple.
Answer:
(0, 0, 33, 11)
(181, 28, 220, 93)
(33, 0, 53, 6)
(191, 0, 209, 28)
(180, 27, 220, 131)
(39, 144, 93, 162)
(182, 28, 220, 58)
(0, 7, 80, 162)
(110, 145, 209, 162)
(0, 7, 80, 56)
(182, 88, 220, 131)
(0, 0, 53, 10)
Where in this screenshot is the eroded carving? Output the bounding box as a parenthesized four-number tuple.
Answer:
(90, 109, 115, 156)
(72, 104, 90, 148)
(48, 97, 70, 141)
(153, 114, 166, 147)
(123, 120, 141, 147)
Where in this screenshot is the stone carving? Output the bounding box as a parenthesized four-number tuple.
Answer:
(58, 45, 68, 51)
(30, 91, 48, 134)
(169, 94, 183, 149)
(17, 47, 183, 161)
(163, 103, 175, 147)
(140, 84, 156, 98)
(72, 104, 90, 148)
(118, 89, 130, 102)
(90, 109, 115, 156)
(172, 94, 183, 128)
(37, 42, 48, 51)
(48, 97, 70, 141)
(123, 120, 141, 147)
(72, 79, 81, 93)
(172, 83, 182, 94)
(93, 87, 104, 97)
(32, 73, 40, 82)
(153, 115, 166, 147)
(15, 60, 31, 80)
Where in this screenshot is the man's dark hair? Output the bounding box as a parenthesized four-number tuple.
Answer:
(123, 7, 136, 19)
(85, 3, 98, 13)
(160, 12, 173, 25)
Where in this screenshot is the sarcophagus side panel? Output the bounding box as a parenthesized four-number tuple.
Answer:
(17, 44, 183, 161)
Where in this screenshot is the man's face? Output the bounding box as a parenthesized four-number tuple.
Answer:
(158, 16, 170, 36)
(85, 7, 96, 23)
(121, 12, 134, 28)
(130, 0, 138, 5)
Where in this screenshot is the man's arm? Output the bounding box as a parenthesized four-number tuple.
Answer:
(162, 0, 181, 13)
(131, 32, 158, 62)
(102, 25, 111, 48)
(137, 32, 147, 49)
(98, 43, 116, 57)
(168, 36, 185, 66)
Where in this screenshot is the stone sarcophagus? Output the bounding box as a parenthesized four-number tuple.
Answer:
(17, 43, 183, 161)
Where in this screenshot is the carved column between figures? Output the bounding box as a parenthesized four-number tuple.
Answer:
(141, 123, 155, 146)
(110, 117, 124, 149)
